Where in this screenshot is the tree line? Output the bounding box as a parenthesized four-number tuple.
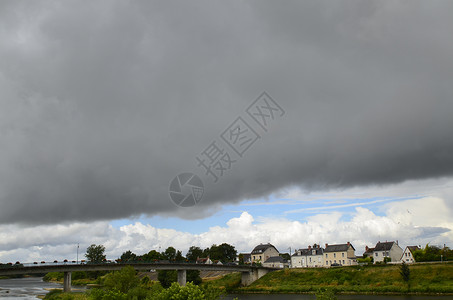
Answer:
(84, 243, 238, 289)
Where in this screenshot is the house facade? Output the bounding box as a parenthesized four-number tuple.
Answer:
(373, 241, 403, 263)
(324, 242, 357, 267)
(400, 246, 419, 264)
(251, 243, 279, 263)
(291, 245, 324, 268)
(263, 256, 288, 268)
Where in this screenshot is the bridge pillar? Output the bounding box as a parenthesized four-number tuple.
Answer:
(63, 271, 71, 292)
(241, 268, 270, 286)
(177, 269, 186, 286)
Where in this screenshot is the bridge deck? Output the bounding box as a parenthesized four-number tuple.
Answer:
(0, 263, 279, 276)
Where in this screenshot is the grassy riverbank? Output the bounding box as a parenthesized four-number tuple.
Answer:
(204, 263, 453, 295)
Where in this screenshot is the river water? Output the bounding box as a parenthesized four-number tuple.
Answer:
(1, 278, 452, 299)
(0, 277, 61, 299)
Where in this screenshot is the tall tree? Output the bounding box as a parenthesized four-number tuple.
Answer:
(175, 250, 185, 262)
(85, 244, 106, 263)
(162, 246, 177, 261)
(120, 250, 137, 262)
(186, 246, 203, 262)
(400, 262, 411, 290)
(142, 250, 161, 262)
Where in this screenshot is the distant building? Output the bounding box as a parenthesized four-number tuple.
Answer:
(291, 245, 324, 268)
(373, 241, 403, 263)
(263, 256, 288, 268)
(196, 257, 212, 264)
(400, 246, 419, 264)
(251, 243, 279, 263)
(324, 242, 357, 267)
(237, 253, 252, 264)
(363, 246, 375, 258)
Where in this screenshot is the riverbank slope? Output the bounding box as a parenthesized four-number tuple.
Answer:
(205, 263, 453, 295)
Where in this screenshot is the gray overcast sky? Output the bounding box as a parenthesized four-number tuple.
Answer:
(1, 0, 452, 224)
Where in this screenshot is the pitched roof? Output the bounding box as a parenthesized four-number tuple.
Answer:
(364, 247, 374, 254)
(406, 246, 420, 253)
(374, 242, 396, 251)
(293, 247, 324, 256)
(264, 256, 286, 263)
(324, 243, 354, 252)
(251, 243, 278, 254)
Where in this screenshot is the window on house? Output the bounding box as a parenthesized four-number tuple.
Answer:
(342, 253, 345, 257)
(326, 254, 328, 258)
(375, 253, 378, 257)
(343, 260, 345, 264)
(334, 253, 336, 258)
(309, 258, 312, 263)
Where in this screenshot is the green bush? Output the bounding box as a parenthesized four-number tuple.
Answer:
(102, 266, 139, 293)
(315, 288, 337, 300)
(44, 289, 74, 300)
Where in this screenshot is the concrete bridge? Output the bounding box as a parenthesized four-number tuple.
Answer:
(0, 263, 278, 292)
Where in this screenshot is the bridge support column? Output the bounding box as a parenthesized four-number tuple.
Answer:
(63, 271, 71, 292)
(177, 270, 186, 286)
(241, 268, 270, 286)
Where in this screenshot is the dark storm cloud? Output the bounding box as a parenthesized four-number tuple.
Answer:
(1, 0, 453, 224)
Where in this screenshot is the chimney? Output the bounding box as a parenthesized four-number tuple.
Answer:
(347, 241, 350, 246)
(365, 246, 369, 251)
(396, 240, 398, 245)
(325, 243, 328, 248)
(308, 245, 312, 250)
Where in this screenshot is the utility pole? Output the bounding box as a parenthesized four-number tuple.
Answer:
(288, 247, 292, 268)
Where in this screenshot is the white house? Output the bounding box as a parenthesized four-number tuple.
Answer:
(400, 246, 419, 264)
(291, 245, 324, 268)
(372, 241, 403, 263)
(251, 243, 279, 263)
(324, 242, 357, 267)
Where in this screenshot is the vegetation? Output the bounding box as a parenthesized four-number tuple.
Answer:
(85, 244, 106, 263)
(201, 272, 241, 293)
(204, 263, 453, 295)
(399, 262, 410, 283)
(413, 244, 453, 262)
(315, 288, 337, 300)
(157, 269, 202, 288)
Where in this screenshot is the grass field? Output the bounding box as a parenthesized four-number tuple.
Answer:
(204, 263, 453, 295)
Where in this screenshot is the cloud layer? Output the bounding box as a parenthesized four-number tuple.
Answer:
(1, 1, 453, 224)
(1, 196, 451, 263)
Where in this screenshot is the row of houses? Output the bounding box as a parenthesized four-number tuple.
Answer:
(240, 241, 420, 268)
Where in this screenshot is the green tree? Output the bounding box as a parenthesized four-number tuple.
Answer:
(155, 282, 205, 300)
(400, 262, 410, 290)
(162, 247, 177, 261)
(103, 265, 140, 293)
(157, 270, 177, 288)
(142, 250, 161, 262)
(186, 246, 203, 262)
(187, 270, 202, 285)
(175, 250, 185, 262)
(120, 250, 136, 262)
(205, 243, 237, 263)
(85, 244, 106, 263)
